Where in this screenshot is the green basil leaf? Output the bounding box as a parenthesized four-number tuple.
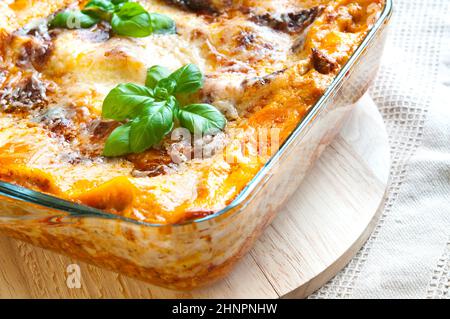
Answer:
(102, 83, 154, 121)
(111, 0, 129, 5)
(178, 104, 226, 134)
(140, 100, 172, 116)
(167, 95, 180, 116)
(111, 2, 152, 37)
(169, 64, 204, 94)
(149, 13, 176, 34)
(171, 95, 180, 108)
(145, 65, 171, 89)
(129, 101, 174, 153)
(82, 0, 115, 20)
(154, 87, 170, 100)
(111, 0, 130, 10)
(49, 10, 99, 29)
(84, 0, 115, 12)
(103, 123, 131, 157)
(156, 78, 177, 95)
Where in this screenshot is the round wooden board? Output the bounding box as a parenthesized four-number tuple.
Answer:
(0, 95, 390, 299)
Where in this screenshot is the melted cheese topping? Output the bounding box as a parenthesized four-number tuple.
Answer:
(0, 0, 384, 224)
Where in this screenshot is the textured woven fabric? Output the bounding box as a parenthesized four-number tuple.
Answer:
(310, 0, 450, 299)
(426, 240, 450, 299)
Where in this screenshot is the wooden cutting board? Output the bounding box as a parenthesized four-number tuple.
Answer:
(0, 95, 390, 299)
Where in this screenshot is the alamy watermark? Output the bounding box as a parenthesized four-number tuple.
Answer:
(167, 127, 281, 166)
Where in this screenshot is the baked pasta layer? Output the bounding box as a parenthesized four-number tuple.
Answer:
(0, 0, 384, 224)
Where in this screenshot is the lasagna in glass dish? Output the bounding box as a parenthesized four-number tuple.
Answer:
(0, 0, 391, 289)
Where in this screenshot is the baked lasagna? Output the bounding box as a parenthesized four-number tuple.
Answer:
(0, 0, 384, 224)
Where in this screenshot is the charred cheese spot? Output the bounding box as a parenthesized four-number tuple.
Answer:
(163, 0, 232, 13)
(206, 18, 292, 74)
(311, 47, 338, 74)
(251, 6, 325, 34)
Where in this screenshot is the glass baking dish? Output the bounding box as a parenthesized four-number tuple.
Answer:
(0, 0, 392, 290)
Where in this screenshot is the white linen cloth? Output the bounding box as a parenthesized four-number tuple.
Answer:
(310, 0, 450, 299)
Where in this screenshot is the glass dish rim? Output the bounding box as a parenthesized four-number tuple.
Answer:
(0, 0, 393, 228)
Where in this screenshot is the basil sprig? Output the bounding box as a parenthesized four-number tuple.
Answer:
(49, 0, 175, 37)
(102, 64, 226, 157)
